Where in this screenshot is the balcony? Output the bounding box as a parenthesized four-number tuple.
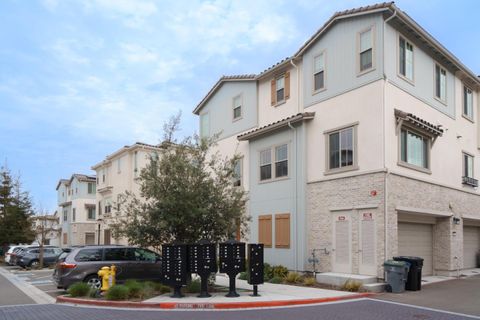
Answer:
(462, 176, 478, 187)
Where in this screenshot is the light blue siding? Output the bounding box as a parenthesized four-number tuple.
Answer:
(303, 14, 384, 108)
(199, 81, 257, 139)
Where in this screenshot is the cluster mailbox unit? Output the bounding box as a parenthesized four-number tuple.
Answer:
(161, 243, 188, 298)
(189, 240, 217, 298)
(160, 240, 264, 298)
(219, 240, 246, 297)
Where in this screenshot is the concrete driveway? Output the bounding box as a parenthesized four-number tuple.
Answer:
(374, 275, 480, 316)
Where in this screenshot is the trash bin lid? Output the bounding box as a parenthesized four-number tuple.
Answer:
(393, 256, 424, 267)
(384, 260, 408, 267)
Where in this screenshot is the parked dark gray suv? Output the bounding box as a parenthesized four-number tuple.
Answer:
(17, 246, 63, 268)
(53, 246, 162, 290)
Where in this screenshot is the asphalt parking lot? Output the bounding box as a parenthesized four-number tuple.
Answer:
(0, 265, 66, 299)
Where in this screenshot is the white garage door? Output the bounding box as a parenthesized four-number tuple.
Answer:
(398, 222, 433, 276)
(463, 226, 480, 269)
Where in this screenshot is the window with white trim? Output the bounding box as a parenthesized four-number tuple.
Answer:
(399, 37, 413, 81)
(260, 149, 272, 181)
(275, 144, 288, 178)
(276, 76, 285, 103)
(233, 95, 242, 120)
(463, 86, 473, 119)
(313, 52, 325, 91)
(328, 127, 354, 170)
(400, 128, 429, 169)
(87, 207, 96, 220)
(87, 182, 96, 194)
(463, 153, 474, 179)
(233, 158, 242, 187)
(72, 208, 76, 222)
(435, 64, 446, 101)
(359, 28, 373, 72)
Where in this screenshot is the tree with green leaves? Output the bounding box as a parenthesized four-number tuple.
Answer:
(0, 166, 36, 255)
(111, 115, 249, 251)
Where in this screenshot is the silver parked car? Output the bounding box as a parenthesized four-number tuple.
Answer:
(53, 245, 162, 290)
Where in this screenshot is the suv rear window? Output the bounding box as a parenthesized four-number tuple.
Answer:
(75, 248, 103, 262)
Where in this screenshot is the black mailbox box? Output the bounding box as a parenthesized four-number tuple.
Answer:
(189, 242, 217, 275)
(161, 244, 188, 290)
(247, 243, 264, 285)
(219, 241, 246, 274)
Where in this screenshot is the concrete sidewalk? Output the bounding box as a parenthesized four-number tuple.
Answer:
(0, 267, 55, 305)
(0, 268, 35, 306)
(145, 274, 359, 304)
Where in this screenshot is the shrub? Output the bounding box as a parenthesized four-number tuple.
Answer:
(124, 280, 143, 299)
(284, 272, 302, 284)
(105, 285, 130, 301)
(144, 281, 170, 294)
(238, 271, 248, 280)
(273, 265, 289, 279)
(303, 277, 316, 286)
(185, 278, 201, 293)
(268, 276, 283, 284)
(68, 282, 91, 297)
(341, 279, 362, 292)
(264, 263, 273, 281)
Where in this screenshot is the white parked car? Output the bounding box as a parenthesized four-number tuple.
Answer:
(5, 245, 25, 265)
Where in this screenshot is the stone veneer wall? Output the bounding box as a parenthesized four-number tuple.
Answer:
(387, 173, 480, 276)
(306, 171, 386, 278)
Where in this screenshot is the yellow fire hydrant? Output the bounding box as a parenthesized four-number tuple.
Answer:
(97, 265, 116, 291)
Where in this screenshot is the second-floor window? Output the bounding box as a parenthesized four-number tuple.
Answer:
(200, 113, 210, 138)
(233, 95, 242, 120)
(63, 210, 67, 222)
(399, 37, 414, 81)
(72, 208, 76, 222)
(259, 144, 288, 181)
(275, 144, 288, 178)
(87, 207, 96, 220)
(260, 149, 272, 181)
(435, 64, 447, 102)
(463, 153, 474, 179)
(98, 201, 102, 216)
(105, 203, 112, 214)
(276, 76, 285, 103)
(87, 182, 95, 194)
(328, 126, 355, 171)
(359, 28, 373, 72)
(400, 128, 429, 169)
(463, 86, 473, 119)
(313, 52, 325, 92)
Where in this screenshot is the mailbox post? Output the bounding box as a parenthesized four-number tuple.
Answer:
(189, 240, 217, 298)
(219, 240, 246, 297)
(161, 243, 188, 298)
(247, 243, 264, 296)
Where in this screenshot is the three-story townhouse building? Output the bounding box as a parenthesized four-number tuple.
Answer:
(91, 142, 165, 245)
(56, 174, 97, 247)
(194, 3, 480, 278)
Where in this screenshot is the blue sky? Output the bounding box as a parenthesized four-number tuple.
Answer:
(1, 0, 479, 212)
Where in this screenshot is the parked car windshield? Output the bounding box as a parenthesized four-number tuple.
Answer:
(75, 248, 103, 262)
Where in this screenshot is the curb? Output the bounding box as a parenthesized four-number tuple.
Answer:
(56, 292, 374, 310)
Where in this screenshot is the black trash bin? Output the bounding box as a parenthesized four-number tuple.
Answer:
(393, 256, 423, 291)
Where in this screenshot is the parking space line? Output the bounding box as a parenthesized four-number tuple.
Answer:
(366, 298, 480, 319)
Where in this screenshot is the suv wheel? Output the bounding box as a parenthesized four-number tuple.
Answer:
(29, 260, 40, 269)
(84, 275, 101, 290)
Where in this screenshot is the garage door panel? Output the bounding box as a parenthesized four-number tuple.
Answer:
(463, 226, 480, 269)
(398, 222, 433, 276)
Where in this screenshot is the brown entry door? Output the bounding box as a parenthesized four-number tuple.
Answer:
(104, 229, 111, 245)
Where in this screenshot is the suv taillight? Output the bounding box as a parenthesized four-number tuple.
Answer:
(59, 262, 77, 269)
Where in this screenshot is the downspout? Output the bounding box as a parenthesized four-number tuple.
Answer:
(288, 121, 299, 271)
(290, 59, 300, 114)
(383, 9, 397, 266)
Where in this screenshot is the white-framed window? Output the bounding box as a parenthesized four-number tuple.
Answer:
(399, 36, 414, 81)
(327, 127, 355, 170)
(400, 128, 430, 169)
(435, 64, 447, 102)
(98, 201, 102, 215)
(63, 209, 68, 222)
(87, 207, 96, 220)
(463, 86, 473, 119)
(233, 158, 242, 187)
(87, 182, 96, 194)
(233, 95, 242, 120)
(72, 208, 76, 222)
(276, 76, 285, 103)
(275, 144, 288, 178)
(463, 153, 474, 179)
(359, 28, 373, 72)
(313, 52, 325, 91)
(259, 144, 288, 181)
(260, 149, 272, 181)
(200, 112, 210, 138)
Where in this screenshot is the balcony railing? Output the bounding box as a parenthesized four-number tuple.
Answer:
(462, 176, 478, 187)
